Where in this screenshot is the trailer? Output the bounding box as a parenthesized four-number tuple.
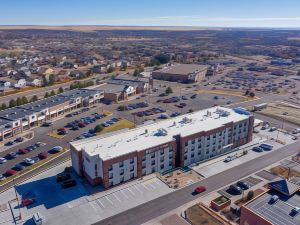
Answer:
(253, 103, 268, 111)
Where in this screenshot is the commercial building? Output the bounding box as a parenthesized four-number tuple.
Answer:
(151, 64, 208, 83)
(94, 77, 152, 103)
(70, 107, 254, 188)
(240, 177, 300, 225)
(0, 88, 104, 141)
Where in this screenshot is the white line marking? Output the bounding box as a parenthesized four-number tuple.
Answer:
(148, 183, 157, 189)
(134, 185, 142, 193)
(113, 193, 121, 202)
(127, 187, 136, 196)
(97, 199, 106, 208)
(122, 190, 129, 199)
(142, 183, 150, 190)
(155, 180, 162, 186)
(106, 196, 113, 205)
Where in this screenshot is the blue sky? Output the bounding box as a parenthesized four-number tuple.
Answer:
(1, 0, 300, 27)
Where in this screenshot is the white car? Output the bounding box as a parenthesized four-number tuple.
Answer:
(292, 128, 300, 134)
(51, 146, 63, 152)
(0, 157, 7, 164)
(23, 158, 35, 165)
(0, 174, 6, 181)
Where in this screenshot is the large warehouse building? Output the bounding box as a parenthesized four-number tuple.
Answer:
(151, 64, 208, 83)
(70, 107, 254, 188)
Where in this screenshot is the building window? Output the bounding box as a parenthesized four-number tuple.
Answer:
(130, 158, 134, 164)
(191, 153, 194, 158)
(160, 157, 164, 163)
(151, 152, 155, 158)
(160, 150, 164, 155)
(169, 161, 172, 166)
(109, 173, 113, 179)
(119, 162, 124, 167)
(142, 156, 146, 161)
(142, 170, 146, 176)
(130, 173, 134, 179)
(160, 164, 164, 170)
(85, 156, 90, 162)
(120, 169, 124, 175)
(108, 165, 112, 171)
(151, 160, 155, 166)
(130, 165, 134, 172)
(94, 164, 98, 177)
(109, 181, 113, 187)
(185, 142, 188, 147)
(120, 177, 124, 183)
(142, 163, 146, 169)
(152, 167, 155, 173)
(191, 140, 195, 144)
(184, 155, 187, 160)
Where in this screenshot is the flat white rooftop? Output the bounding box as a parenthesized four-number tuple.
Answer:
(71, 107, 250, 160)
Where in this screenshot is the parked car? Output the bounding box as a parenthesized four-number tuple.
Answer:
(5, 141, 14, 146)
(269, 127, 277, 132)
(0, 157, 7, 164)
(61, 179, 77, 188)
(51, 146, 63, 153)
(35, 142, 46, 147)
(190, 94, 197, 99)
(38, 152, 48, 159)
(15, 137, 24, 142)
(57, 128, 68, 135)
(171, 112, 181, 117)
(292, 128, 300, 134)
(291, 207, 300, 216)
(13, 164, 26, 171)
(21, 198, 35, 207)
(0, 174, 6, 181)
(252, 146, 263, 152)
(259, 143, 273, 151)
(6, 169, 17, 176)
(18, 148, 29, 154)
(7, 152, 18, 159)
(56, 173, 71, 182)
(227, 185, 242, 195)
(23, 158, 35, 165)
(26, 145, 37, 151)
(194, 185, 206, 194)
(42, 122, 53, 127)
(236, 181, 250, 190)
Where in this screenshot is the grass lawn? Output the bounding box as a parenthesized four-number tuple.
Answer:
(186, 204, 224, 225)
(47, 131, 66, 139)
(99, 119, 135, 135)
(198, 89, 258, 101)
(0, 149, 68, 186)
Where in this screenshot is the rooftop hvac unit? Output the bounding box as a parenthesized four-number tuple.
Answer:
(156, 128, 168, 136)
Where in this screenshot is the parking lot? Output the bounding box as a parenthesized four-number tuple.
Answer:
(0, 161, 173, 225)
(218, 176, 263, 199)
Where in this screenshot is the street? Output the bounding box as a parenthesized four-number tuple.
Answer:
(94, 141, 300, 225)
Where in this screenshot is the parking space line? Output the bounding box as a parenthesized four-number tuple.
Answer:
(148, 183, 157, 189)
(154, 180, 162, 186)
(105, 196, 113, 205)
(97, 199, 106, 208)
(121, 190, 130, 199)
(134, 185, 142, 193)
(142, 183, 150, 190)
(127, 187, 136, 196)
(113, 193, 121, 202)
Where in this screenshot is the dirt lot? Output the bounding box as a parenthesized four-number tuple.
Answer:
(186, 204, 227, 225)
(270, 165, 300, 178)
(160, 169, 203, 189)
(257, 102, 300, 126)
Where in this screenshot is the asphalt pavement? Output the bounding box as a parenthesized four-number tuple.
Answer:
(93, 141, 300, 225)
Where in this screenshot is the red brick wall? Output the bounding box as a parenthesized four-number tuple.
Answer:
(240, 206, 272, 225)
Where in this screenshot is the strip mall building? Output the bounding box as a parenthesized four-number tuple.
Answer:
(70, 107, 254, 188)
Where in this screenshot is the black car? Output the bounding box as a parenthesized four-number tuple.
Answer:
(5, 141, 14, 146)
(15, 137, 24, 142)
(227, 185, 242, 195)
(13, 164, 26, 171)
(236, 181, 250, 190)
(61, 179, 77, 188)
(56, 173, 71, 182)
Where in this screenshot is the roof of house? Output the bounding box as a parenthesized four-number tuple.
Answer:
(154, 64, 208, 75)
(71, 106, 250, 160)
(269, 178, 300, 196)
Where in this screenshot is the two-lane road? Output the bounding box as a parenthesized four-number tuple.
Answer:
(94, 141, 300, 225)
